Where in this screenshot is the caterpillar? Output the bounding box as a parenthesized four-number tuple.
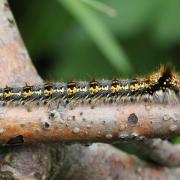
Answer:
(0, 66, 179, 106)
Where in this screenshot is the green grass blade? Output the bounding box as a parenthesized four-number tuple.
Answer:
(81, 0, 117, 17)
(60, 0, 133, 75)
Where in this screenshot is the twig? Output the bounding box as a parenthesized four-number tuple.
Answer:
(0, 1, 53, 179)
(0, 102, 179, 144)
(0, 0, 180, 179)
(0, 0, 42, 86)
(57, 143, 180, 180)
(133, 138, 180, 167)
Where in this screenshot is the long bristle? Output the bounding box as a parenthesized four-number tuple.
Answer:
(0, 66, 179, 106)
(160, 64, 174, 79)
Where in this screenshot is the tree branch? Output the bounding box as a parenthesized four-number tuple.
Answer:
(0, 0, 180, 179)
(0, 102, 179, 144)
(57, 143, 180, 180)
(0, 0, 42, 86)
(0, 1, 54, 179)
(133, 138, 180, 167)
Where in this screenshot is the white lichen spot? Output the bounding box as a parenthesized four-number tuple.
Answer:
(118, 133, 129, 139)
(86, 124, 92, 128)
(106, 133, 113, 139)
(67, 115, 75, 122)
(136, 167, 142, 173)
(163, 114, 170, 121)
(73, 127, 80, 134)
(145, 105, 151, 111)
(0, 128, 5, 134)
(67, 116, 73, 121)
(138, 136, 145, 141)
(119, 124, 126, 131)
(169, 124, 177, 132)
(131, 132, 139, 137)
(84, 129, 88, 135)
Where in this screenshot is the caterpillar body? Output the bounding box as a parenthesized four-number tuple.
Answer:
(0, 66, 179, 106)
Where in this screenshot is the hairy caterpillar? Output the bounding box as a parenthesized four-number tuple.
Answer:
(0, 66, 179, 106)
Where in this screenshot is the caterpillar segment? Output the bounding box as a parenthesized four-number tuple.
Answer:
(0, 66, 179, 106)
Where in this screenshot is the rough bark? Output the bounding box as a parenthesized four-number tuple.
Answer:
(0, 102, 180, 145)
(56, 143, 180, 180)
(0, 0, 52, 179)
(134, 138, 180, 167)
(0, 0, 180, 180)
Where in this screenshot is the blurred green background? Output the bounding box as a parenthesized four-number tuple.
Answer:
(8, 0, 180, 147)
(8, 0, 180, 80)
